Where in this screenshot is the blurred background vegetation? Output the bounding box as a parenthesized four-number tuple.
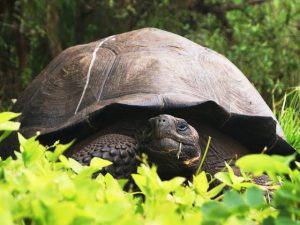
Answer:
(0, 0, 299, 110)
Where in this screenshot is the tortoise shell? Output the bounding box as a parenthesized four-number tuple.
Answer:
(8, 28, 294, 157)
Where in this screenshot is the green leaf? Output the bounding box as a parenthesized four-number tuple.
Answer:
(244, 187, 266, 208)
(162, 176, 185, 193)
(58, 155, 70, 168)
(215, 172, 233, 186)
(90, 157, 112, 169)
(46, 141, 75, 162)
(207, 183, 226, 199)
(0, 121, 20, 131)
(225, 163, 244, 185)
(0, 130, 12, 142)
(236, 154, 292, 176)
(93, 203, 126, 223)
(17, 132, 27, 147)
(0, 191, 14, 225)
(131, 173, 146, 193)
(0, 112, 21, 123)
(202, 201, 229, 219)
(68, 158, 83, 173)
(274, 181, 300, 204)
(193, 171, 209, 193)
(18, 133, 46, 165)
(223, 190, 248, 213)
(275, 216, 299, 225)
(48, 202, 77, 225)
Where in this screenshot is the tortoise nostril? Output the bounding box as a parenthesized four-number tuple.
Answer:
(148, 116, 169, 132)
(158, 118, 166, 123)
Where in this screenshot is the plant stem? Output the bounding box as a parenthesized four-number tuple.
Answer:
(196, 136, 211, 175)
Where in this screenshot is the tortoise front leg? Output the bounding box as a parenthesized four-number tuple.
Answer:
(71, 134, 139, 179)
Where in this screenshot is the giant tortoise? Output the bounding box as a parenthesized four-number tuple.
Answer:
(2, 28, 296, 180)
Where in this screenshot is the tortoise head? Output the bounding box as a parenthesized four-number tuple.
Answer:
(140, 114, 201, 179)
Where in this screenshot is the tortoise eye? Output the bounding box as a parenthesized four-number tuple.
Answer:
(177, 122, 188, 132)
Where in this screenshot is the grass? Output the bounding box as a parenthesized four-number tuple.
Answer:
(275, 87, 300, 152)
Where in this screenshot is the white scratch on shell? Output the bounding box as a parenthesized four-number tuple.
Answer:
(74, 35, 115, 114)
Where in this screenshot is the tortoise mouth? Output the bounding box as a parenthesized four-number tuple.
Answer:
(140, 138, 201, 179)
(140, 137, 201, 166)
(142, 137, 193, 153)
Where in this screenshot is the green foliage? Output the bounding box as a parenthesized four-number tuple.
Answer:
(0, 134, 299, 225)
(275, 87, 300, 151)
(224, 1, 300, 99)
(0, 112, 20, 142)
(0, 99, 299, 224)
(214, 162, 262, 192)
